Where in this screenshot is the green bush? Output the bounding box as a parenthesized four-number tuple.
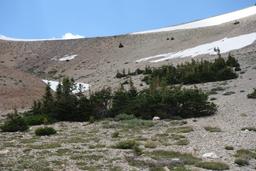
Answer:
(23, 114, 52, 126)
(35, 127, 57, 136)
(0, 113, 28, 132)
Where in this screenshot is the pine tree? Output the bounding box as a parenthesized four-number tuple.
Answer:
(42, 83, 54, 115)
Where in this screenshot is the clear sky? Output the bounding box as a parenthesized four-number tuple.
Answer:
(0, 0, 255, 39)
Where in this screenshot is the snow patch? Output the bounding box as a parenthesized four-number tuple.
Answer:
(59, 54, 78, 61)
(132, 6, 256, 34)
(42, 80, 90, 93)
(136, 32, 256, 63)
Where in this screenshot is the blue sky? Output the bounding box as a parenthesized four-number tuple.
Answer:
(0, 0, 255, 39)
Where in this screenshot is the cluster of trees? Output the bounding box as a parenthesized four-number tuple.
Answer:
(143, 55, 240, 85)
(27, 77, 216, 122)
(116, 55, 240, 86)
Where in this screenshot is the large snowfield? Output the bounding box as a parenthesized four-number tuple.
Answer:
(42, 80, 90, 93)
(132, 6, 256, 34)
(136, 32, 256, 63)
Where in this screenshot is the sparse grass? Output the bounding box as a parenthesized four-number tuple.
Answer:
(64, 136, 86, 144)
(55, 148, 71, 156)
(241, 127, 256, 132)
(144, 140, 157, 148)
(27, 142, 61, 149)
(234, 158, 249, 166)
(235, 149, 256, 160)
(118, 119, 154, 129)
(196, 161, 229, 170)
(168, 127, 194, 133)
(146, 150, 201, 165)
(175, 139, 189, 146)
(172, 166, 191, 171)
(88, 143, 106, 149)
(149, 167, 166, 171)
(204, 126, 222, 132)
(170, 134, 186, 140)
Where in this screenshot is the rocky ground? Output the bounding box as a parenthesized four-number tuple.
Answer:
(0, 54, 256, 171)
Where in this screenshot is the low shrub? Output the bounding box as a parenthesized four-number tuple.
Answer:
(0, 113, 28, 132)
(35, 127, 57, 136)
(144, 141, 157, 148)
(225, 146, 234, 150)
(115, 140, 137, 149)
(204, 126, 222, 132)
(235, 159, 249, 166)
(247, 89, 256, 99)
(196, 161, 229, 170)
(112, 131, 119, 138)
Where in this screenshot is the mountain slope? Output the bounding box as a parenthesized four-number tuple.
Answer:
(0, 6, 256, 113)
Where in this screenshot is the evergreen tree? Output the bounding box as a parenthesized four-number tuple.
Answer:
(42, 83, 54, 115)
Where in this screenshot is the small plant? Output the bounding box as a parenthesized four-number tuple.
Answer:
(235, 158, 249, 166)
(196, 161, 229, 170)
(210, 97, 217, 101)
(0, 113, 28, 132)
(204, 126, 222, 132)
(133, 145, 143, 156)
(247, 89, 256, 99)
(225, 146, 234, 150)
(35, 127, 57, 136)
(112, 131, 119, 138)
(115, 140, 137, 149)
(144, 141, 157, 148)
(115, 139, 142, 155)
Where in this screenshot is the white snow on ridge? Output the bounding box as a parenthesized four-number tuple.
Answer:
(0, 32, 84, 42)
(42, 80, 90, 93)
(136, 32, 256, 63)
(59, 55, 78, 61)
(132, 6, 256, 34)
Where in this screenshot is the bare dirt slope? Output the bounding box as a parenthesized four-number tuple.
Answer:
(0, 65, 45, 115)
